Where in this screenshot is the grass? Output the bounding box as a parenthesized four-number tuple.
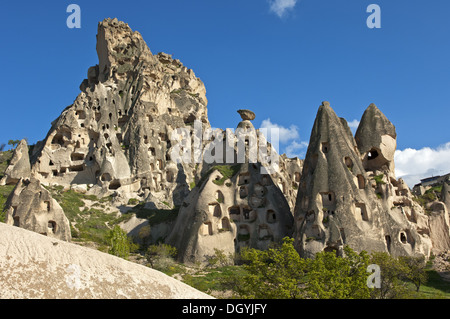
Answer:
(414, 270, 450, 299)
(0, 184, 15, 222)
(196, 164, 241, 189)
(46, 186, 116, 247)
(0, 150, 13, 179)
(373, 174, 386, 185)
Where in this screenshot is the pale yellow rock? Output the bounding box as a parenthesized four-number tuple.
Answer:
(0, 223, 212, 299)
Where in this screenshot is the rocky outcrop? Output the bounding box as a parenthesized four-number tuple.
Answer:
(0, 223, 212, 299)
(294, 102, 432, 258)
(0, 139, 31, 185)
(428, 183, 450, 253)
(4, 178, 71, 241)
(29, 18, 209, 208)
(355, 103, 397, 173)
(167, 114, 298, 264)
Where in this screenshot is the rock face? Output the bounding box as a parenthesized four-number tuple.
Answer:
(293, 102, 432, 258)
(428, 183, 450, 253)
(167, 116, 298, 264)
(355, 103, 397, 173)
(4, 178, 71, 241)
(29, 18, 209, 208)
(0, 139, 31, 185)
(0, 223, 212, 299)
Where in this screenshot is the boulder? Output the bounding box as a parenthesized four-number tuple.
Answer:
(0, 223, 212, 299)
(237, 109, 256, 121)
(4, 177, 71, 242)
(0, 139, 31, 185)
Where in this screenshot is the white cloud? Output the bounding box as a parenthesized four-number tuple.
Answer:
(285, 140, 309, 158)
(269, 0, 298, 18)
(259, 118, 308, 158)
(260, 118, 300, 143)
(394, 142, 450, 187)
(347, 119, 360, 134)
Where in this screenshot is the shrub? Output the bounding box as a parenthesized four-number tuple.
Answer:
(106, 225, 134, 259)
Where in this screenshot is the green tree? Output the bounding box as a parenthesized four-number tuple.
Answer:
(8, 140, 21, 149)
(236, 237, 308, 299)
(306, 246, 371, 299)
(399, 255, 428, 292)
(106, 225, 132, 259)
(369, 252, 411, 299)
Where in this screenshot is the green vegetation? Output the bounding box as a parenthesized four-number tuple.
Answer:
(46, 186, 116, 249)
(373, 174, 386, 185)
(196, 164, 241, 188)
(127, 198, 140, 206)
(413, 184, 444, 212)
(0, 185, 15, 223)
(0, 148, 14, 180)
(7, 139, 21, 149)
(146, 243, 178, 270)
(106, 225, 136, 259)
(213, 165, 241, 186)
(170, 89, 184, 95)
(147, 238, 450, 299)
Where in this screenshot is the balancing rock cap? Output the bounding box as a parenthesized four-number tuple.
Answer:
(237, 109, 256, 121)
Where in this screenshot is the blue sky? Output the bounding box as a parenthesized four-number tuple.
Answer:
(1, 0, 449, 186)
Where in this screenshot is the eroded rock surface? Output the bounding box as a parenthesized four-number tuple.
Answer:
(0, 223, 212, 299)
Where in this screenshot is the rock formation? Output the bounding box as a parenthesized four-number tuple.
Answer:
(427, 183, 450, 253)
(29, 18, 209, 208)
(167, 112, 298, 264)
(293, 102, 432, 258)
(4, 177, 71, 241)
(0, 223, 211, 299)
(0, 139, 31, 185)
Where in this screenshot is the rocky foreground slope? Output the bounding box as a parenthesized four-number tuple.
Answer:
(0, 223, 211, 298)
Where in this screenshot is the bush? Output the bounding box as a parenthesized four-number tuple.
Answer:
(146, 244, 178, 270)
(106, 225, 134, 259)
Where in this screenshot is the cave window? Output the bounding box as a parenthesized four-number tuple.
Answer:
(355, 203, 369, 221)
(221, 217, 231, 231)
(201, 222, 213, 236)
(267, 210, 277, 223)
(385, 235, 391, 253)
(368, 149, 379, 160)
(400, 232, 407, 244)
(101, 173, 112, 182)
(322, 142, 329, 154)
(109, 180, 121, 190)
(48, 221, 56, 233)
(357, 174, 365, 189)
(344, 157, 353, 170)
